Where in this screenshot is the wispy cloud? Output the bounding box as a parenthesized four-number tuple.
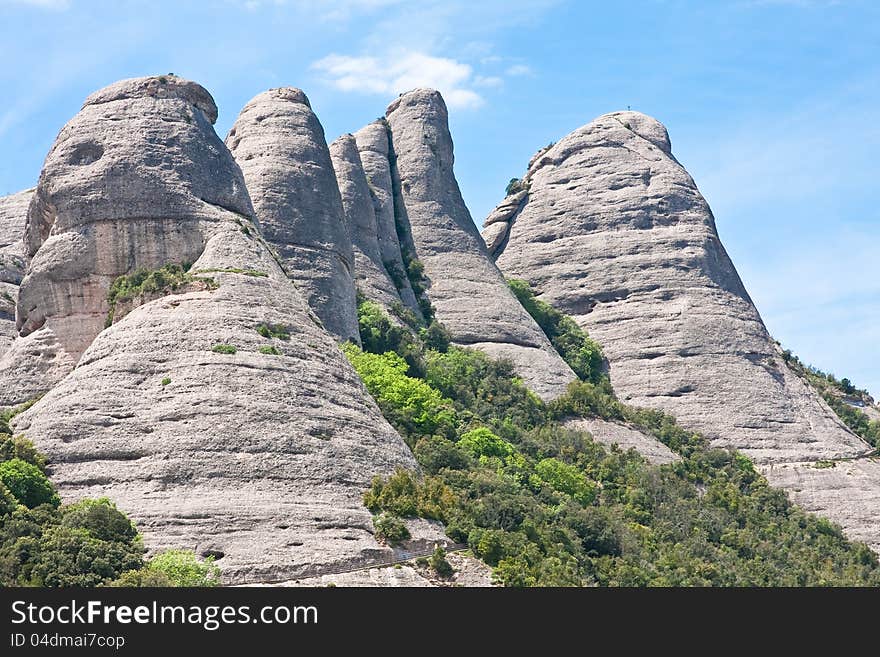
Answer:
(312, 51, 488, 109)
(505, 64, 533, 76)
(2, 0, 70, 8)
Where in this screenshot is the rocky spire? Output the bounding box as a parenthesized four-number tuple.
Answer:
(385, 89, 576, 400)
(484, 109, 880, 550)
(329, 133, 407, 315)
(8, 76, 426, 582)
(226, 88, 359, 343)
(0, 189, 30, 360)
(354, 120, 423, 316)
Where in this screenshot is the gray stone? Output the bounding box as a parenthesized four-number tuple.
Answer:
(354, 121, 422, 316)
(565, 417, 679, 465)
(9, 76, 419, 584)
(485, 109, 879, 546)
(385, 89, 576, 400)
(226, 88, 359, 343)
(1, 76, 250, 407)
(329, 134, 406, 316)
(0, 189, 30, 359)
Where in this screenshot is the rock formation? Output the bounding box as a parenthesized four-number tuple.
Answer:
(329, 134, 406, 314)
(226, 88, 359, 343)
(0, 189, 30, 360)
(8, 77, 429, 583)
(384, 89, 577, 400)
(354, 121, 422, 316)
(484, 110, 880, 549)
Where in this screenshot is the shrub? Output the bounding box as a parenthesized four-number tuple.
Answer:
(140, 550, 220, 587)
(458, 427, 514, 459)
(343, 345, 457, 442)
(256, 323, 290, 340)
(0, 435, 46, 471)
(505, 178, 526, 196)
(357, 300, 424, 375)
(259, 346, 281, 355)
(161, 377, 171, 386)
(0, 459, 59, 508)
(429, 545, 453, 576)
(508, 279, 604, 382)
(363, 469, 453, 522)
(372, 514, 410, 545)
(413, 436, 470, 474)
(31, 525, 144, 587)
(60, 498, 138, 544)
(533, 457, 596, 506)
(106, 263, 210, 325)
(211, 344, 237, 354)
(0, 482, 18, 516)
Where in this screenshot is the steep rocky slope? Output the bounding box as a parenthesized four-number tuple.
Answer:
(8, 76, 430, 583)
(484, 110, 880, 549)
(354, 121, 423, 317)
(226, 88, 359, 343)
(0, 189, 30, 359)
(330, 134, 406, 314)
(383, 90, 576, 400)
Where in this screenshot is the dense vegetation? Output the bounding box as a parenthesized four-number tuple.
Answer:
(349, 302, 880, 586)
(0, 404, 218, 587)
(508, 279, 604, 382)
(781, 347, 880, 449)
(106, 263, 216, 326)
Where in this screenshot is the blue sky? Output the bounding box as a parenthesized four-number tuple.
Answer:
(1, 0, 877, 396)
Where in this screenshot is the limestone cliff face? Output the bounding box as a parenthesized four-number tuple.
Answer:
(7, 77, 425, 583)
(0, 190, 30, 360)
(1, 76, 253, 406)
(226, 88, 359, 343)
(484, 110, 880, 549)
(329, 134, 406, 315)
(384, 89, 576, 400)
(354, 121, 422, 316)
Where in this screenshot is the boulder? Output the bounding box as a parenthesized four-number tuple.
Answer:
(226, 88, 359, 343)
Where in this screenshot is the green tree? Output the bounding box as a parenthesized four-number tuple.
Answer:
(0, 459, 59, 508)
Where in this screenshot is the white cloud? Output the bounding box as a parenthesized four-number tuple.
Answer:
(505, 64, 533, 76)
(2, 0, 70, 8)
(474, 75, 504, 88)
(312, 51, 487, 109)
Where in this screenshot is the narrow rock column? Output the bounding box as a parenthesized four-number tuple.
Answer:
(330, 134, 407, 315)
(226, 88, 360, 343)
(384, 89, 576, 400)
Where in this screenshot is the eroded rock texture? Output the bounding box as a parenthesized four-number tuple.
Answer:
(0, 189, 30, 360)
(385, 89, 576, 400)
(330, 134, 406, 314)
(485, 110, 879, 547)
(226, 88, 359, 343)
(9, 77, 420, 583)
(354, 121, 422, 316)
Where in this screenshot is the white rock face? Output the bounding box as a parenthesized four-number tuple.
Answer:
(485, 109, 880, 546)
(330, 134, 406, 315)
(226, 88, 359, 343)
(565, 417, 679, 465)
(9, 77, 420, 583)
(385, 89, 576, 400)
(0, 189, 30, 360)
(354, 121, 422, 316)
(2, 76, 252, 406)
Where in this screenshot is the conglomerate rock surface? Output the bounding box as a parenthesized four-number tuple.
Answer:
(484, 109, 880, 549)
(9, 77, 423, 583)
